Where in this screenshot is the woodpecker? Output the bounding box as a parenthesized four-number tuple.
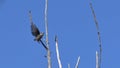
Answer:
(29, 11, 48, 50)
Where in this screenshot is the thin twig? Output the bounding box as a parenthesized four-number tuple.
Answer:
(44, 0, 51, 67)
(90, 3, 102, 68)
(68, 64, 70, 68)
(96, 51, 99, 68)
(45, 0, 48, 44)
(75, 56, 80, 68)
(55, 36, 62, 68)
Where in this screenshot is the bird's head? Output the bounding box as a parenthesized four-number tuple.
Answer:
(40, 32, 44, 37)
(34, 32, 44, 41)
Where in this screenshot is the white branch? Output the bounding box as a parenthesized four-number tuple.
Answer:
(68, 64, 70, 68)
(44, 0, 51, 67)
(45, 0, 48, 45)
(55, 36, 62, 68)
(96, 51, 99, 68)
(75, 56, 80, 68)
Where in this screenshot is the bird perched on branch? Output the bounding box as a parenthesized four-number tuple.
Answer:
(29, 11, 48, 50)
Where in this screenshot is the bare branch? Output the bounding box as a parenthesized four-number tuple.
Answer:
(68, 64, 70, 68)
(45, 0, 48, 44)
(89, 3, 102, 68)
(75, 56, 80, 68)
(44, 0, 51, 67)
(55, 36, 62, 68)
(96, 51, 99, 68)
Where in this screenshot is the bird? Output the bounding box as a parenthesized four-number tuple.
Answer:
(29, 11, 48, 50)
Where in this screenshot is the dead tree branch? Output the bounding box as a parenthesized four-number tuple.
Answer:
(44, 0, 51, 67)
(90, 2, 102, 68)
(96, 51, 99, 68)
(55, 36, 62, 68)
(75, 56, 80, 68)
(68, 64, 70, 68)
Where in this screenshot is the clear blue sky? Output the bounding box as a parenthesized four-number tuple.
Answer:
(0, 0, 120, 68)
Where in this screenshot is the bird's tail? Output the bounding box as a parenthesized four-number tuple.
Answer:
(38, 40, 48, 50)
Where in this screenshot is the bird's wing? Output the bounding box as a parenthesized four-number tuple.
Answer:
(29, 11, 40, 37)
(31, 23, 40, 37)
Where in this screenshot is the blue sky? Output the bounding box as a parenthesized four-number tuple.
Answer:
(0, 0, 120, 68)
